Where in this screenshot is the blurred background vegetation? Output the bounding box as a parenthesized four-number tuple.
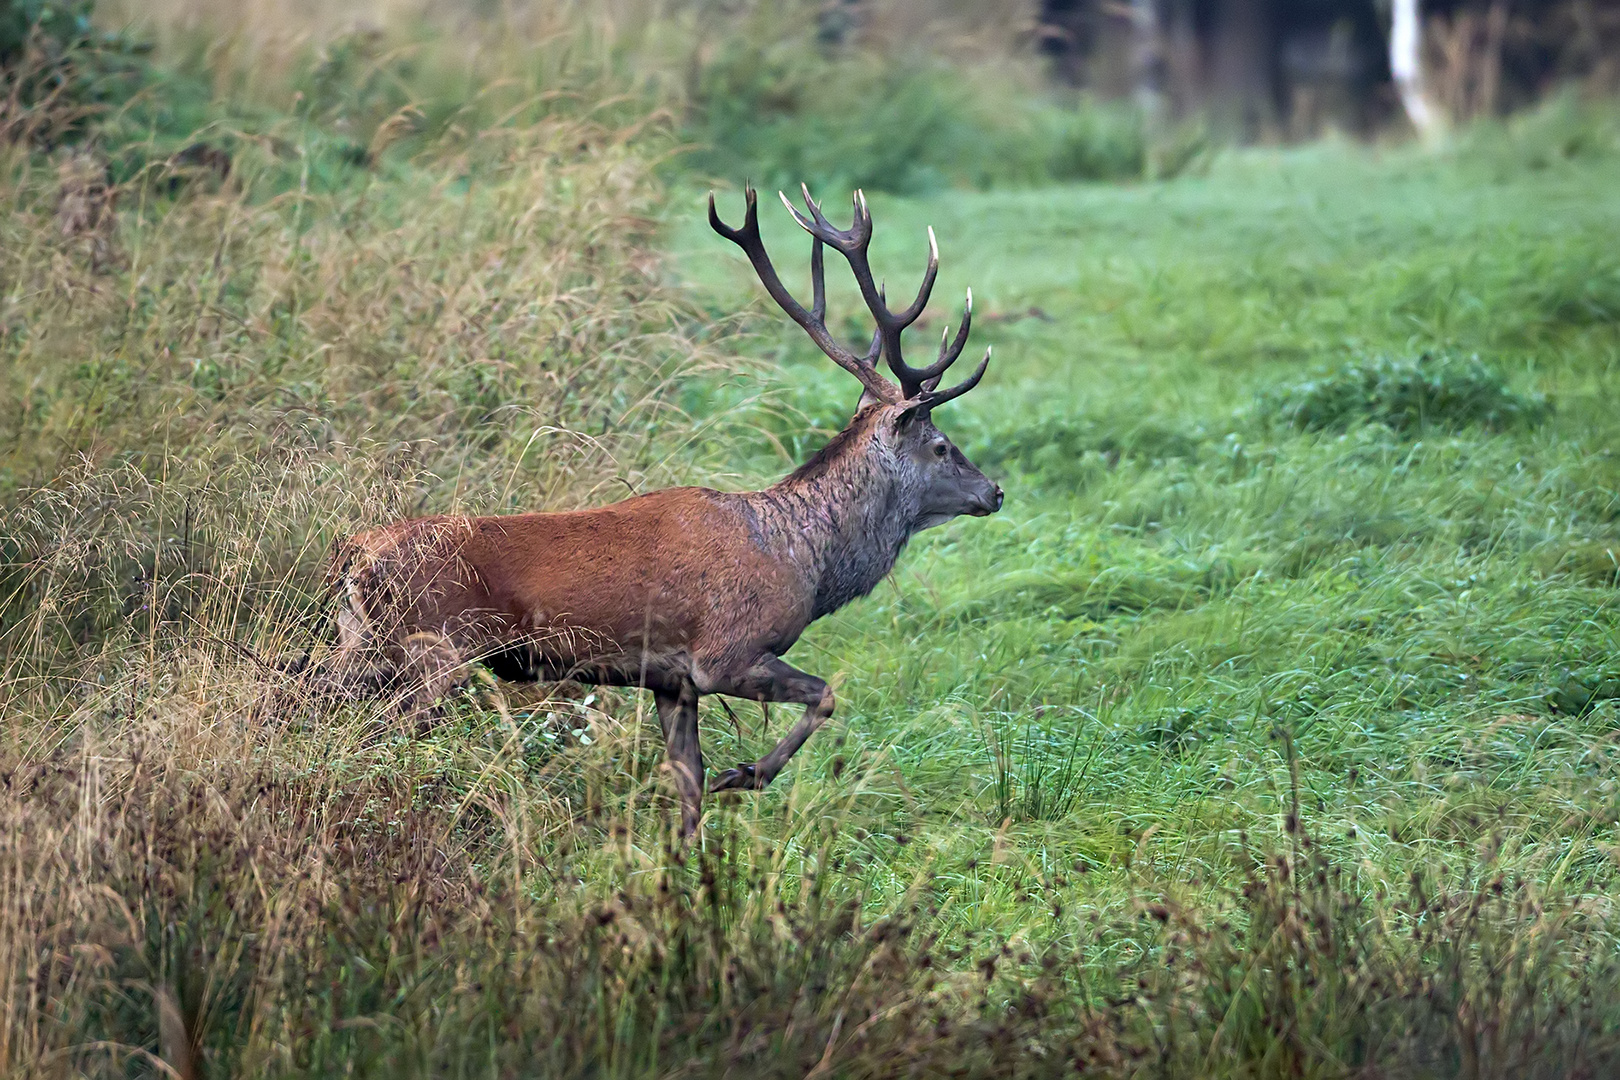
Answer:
(6, 0, 1614, 205)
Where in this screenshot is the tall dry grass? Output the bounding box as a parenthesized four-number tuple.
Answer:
(87, 0, 1147, 196)
(0, 27, 711, 1079)
(6, 658, 1620, 1077)
(0, 29, 767, 1071)
(0, 69, 747, 663)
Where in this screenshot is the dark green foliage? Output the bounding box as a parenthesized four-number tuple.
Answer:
(984, 706, 1100, 823)
(1260, 352, 1550, 435)
(1537, 542, 1620, 585)
(1460, 93, 1620, 179)
(1544, 666, 1620, 717)
(0, 0, 149, 148)
(1515, 245, 1620, 332)
(969, 414, 1204, 488)
(686, 39, 1148, 193)
(0, 0, 92, 66)
(1135, 705, 1228, 751)
(1043, 100, 1148, 182)
(689, 42, 974, 194)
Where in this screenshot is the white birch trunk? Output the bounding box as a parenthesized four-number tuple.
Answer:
(1390, 0, 1443, 139)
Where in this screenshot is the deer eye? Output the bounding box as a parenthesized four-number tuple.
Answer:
(932, 443, 948, 459)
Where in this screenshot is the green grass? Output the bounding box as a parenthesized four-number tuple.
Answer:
(664, 138, 1620, 1045)
(6, 12, 1620, 1075)
(674, 141, 1620, 896)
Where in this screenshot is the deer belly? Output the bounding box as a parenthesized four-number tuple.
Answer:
(473, 604, 699, 692)
(478, 639, 696, 692)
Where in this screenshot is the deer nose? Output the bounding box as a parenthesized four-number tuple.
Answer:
(991, 485, 1004, 512)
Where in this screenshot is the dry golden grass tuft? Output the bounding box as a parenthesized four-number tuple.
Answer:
(0, 31, 768, 1069)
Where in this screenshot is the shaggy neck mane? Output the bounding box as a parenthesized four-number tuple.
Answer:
(754, 408, 919, 619)
(782, 414, 868, 485)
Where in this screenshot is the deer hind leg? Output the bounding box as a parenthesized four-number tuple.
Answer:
(705, 656, 833, 794)
(392, 630, 469, 735)
(654, 678, 704, 836)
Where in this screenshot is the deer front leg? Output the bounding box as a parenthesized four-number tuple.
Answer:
(654, 678, 705, 836)
(705, 656, 834, 793)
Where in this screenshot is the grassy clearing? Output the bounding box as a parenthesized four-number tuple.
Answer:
(671, 112, 1620, 1063)
(4, 7, 1620, 1077)
(676, 123, 1620, 883)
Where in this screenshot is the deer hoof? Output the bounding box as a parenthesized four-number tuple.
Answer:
(709, 763, 764, 792)
(408, 702, 451, 738)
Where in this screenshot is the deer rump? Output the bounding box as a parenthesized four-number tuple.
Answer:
(329, 488, 813, 698)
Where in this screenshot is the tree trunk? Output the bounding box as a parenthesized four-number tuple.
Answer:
(1390, 0, 1443, 138)
(1210, 0, 1276, 139)
(1478, 0, 1510, 118)
(1131, 0, 1168, 127)
(1163, 0, 1201, 120)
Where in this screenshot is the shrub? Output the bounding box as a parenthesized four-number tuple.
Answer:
(969, 413, 1204, 484)
(684, 31, 1151, 192)
(1514, 243, 1620, 333)
(689, 42, 980, 194)
(1460, 92, 1620, 179)
(1544, 666, 1620, 717)
(1259, 352, 1550, 435)
(0, 0, 93, 67)
(1043, 98, 1147, 182)
(0, 0, 148, 149)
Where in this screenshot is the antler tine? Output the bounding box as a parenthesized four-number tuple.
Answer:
(711, 186, 901, 405)
(805, 184, 848, 240)
(772, 184, 988, 406)
(915, 346, 991, 412)
(931, 324, 949, 390)
(896, 225, 940, 324)
(707, 183, 758, 242)
(810, 236, 826, 324)
(778, 185, 866, 251)
(779, 189, 814, 235)
(780, 186, 951, 397)
(915, 287, 973, 391)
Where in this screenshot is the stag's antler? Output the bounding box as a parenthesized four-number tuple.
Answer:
(709, 184, 990, 412)
(778, 185, 989, 411)
(709, 186, 898, 405)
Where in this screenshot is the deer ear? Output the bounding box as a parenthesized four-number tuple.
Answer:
(890, 403, 926, 432)
(854, 388, 885, 415)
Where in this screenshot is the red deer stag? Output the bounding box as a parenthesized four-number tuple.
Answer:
(324, 185, 1002, 834)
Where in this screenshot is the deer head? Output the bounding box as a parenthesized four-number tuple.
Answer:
(710, 184, 1003, 529)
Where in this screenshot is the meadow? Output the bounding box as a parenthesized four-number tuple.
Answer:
(3, 5, 1620, 1076)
